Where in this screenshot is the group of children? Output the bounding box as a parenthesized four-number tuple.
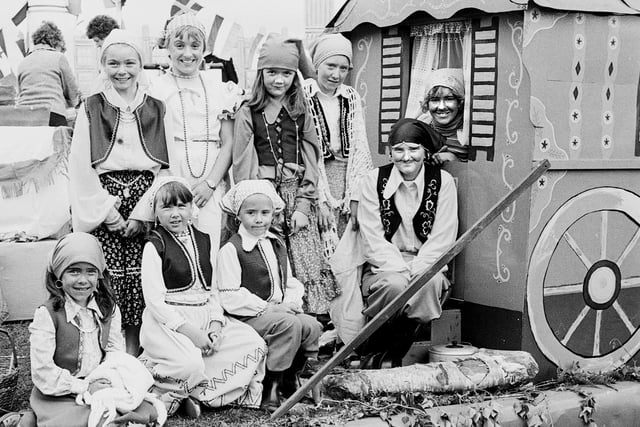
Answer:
(23, 13, 346, 427)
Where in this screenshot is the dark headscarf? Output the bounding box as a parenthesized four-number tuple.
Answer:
(388, 118, 444, 154)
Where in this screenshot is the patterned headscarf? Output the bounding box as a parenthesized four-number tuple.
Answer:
(423, 68, 465, 138)
(388, 118, 444, 154)
(49, 233, 106, 279)
(221, 180, 285, 215)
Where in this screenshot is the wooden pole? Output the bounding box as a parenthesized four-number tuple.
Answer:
(271, 159, 551, 420)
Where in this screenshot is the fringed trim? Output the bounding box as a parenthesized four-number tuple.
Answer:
(0, 128, 71, 199)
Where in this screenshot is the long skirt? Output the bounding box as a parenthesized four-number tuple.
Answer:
(139, 305, 266, 415)
(278, 178, 339, 315)
(93, 170, 154, 327)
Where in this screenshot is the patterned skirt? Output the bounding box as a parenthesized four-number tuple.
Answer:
(278, 178, 340, 315)
(92, 170, 154, 327)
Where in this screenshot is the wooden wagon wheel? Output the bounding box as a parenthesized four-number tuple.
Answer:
(527, 187, 640, 371)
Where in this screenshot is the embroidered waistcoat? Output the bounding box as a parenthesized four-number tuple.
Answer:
(228, 233, 289, 301)
(251, 108, 305, 167)
(376, 163, 441, 243)
(85, 92, 170, 168)
(43, 300, 111, 375)
(148, 226, 212, 292)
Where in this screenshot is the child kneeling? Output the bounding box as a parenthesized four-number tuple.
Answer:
(218, 180, 322, 412)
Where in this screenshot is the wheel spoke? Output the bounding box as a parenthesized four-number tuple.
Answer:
(544, 282, 582, 296)
(564, 231, 592, 269)
(616, 228, 640, 266)
(561, 305, 590, 345)
(593, 310, 602, 356)
(600, 211, 608, 260)
(613, 301, 637, 334)
(621, 277, 640, 289)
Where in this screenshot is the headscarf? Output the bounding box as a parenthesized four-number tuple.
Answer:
(423, 68, 465, 137)
(309, 33, 353, 70)
(257, 34, 300, 72)
(164, 13, 206, 41)
(221, 180, 285, 215)
(100, 29, 145, 64)
(49, 233, 106, 279)
(388, 118, 444, 154)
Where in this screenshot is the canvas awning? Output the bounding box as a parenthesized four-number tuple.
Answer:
(329, 0, 640, 32)
(328, 0, 528, 32)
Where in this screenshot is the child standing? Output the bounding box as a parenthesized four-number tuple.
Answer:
(28, 233, 159, 426)
(233, 34, 339, 317)
(139, 177, 266, 417)
(218, 180, 322, 412)
(69, 29, 171, 355)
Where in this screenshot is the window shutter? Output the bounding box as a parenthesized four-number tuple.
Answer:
(469, 16, 499, 161)
(378, 27, 404, 153)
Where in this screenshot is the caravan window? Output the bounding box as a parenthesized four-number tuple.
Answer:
(407, 21, 472, 161)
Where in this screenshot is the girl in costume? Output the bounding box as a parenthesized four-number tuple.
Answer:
(139, 177, 266, 418)
(417, 68, 468, 162)
(233, 34, 339, 317)
(69, 29, 171, 355)
(28, 233, 159, 427)
(217, 180, 322, 412)
(304, 33, 374, 283)
(150, 13, 241, 250)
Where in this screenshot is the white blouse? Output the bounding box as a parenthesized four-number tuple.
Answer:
(29, 298, 124, 396)
(217, 225, 305, 317)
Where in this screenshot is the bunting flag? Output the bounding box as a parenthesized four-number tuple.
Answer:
(15, 31, 26, 57)
(170, 0, 203, 17)
(247, 32, 266, 69)
(220, 22, 244, 60)
(207, 15, 224, 54)
(12, 3, 28, 26)
(0, 29, 6, 57)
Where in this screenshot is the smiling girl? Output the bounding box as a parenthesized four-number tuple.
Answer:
(27, 233, 160, 426)
(69, 29, 171, 355)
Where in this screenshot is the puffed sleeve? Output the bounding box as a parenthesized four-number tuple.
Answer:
(410, 170, 458, 278)
(232, 103, 260, 182)
(29, 307, 89, 396)
(68, 102, 120, 232)
(141, 242, 186, 330)
(216, 242, 268, 317)
(357, 169, 410, 278)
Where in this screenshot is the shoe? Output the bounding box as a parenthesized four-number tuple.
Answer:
(280, 353, 307, 398)
(260, 371, 282, 412)
(0, 412, 20, 427)
(181, 397, 201, 418)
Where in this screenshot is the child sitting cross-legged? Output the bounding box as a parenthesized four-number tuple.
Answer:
(217, 180, 323, 412)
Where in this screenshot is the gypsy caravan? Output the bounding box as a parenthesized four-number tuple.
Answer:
(328, 0, 640, 378)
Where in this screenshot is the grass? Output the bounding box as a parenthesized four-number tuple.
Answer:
(0, 321, 325, 427)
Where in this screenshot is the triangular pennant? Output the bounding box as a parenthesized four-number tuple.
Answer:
(207, 15, 224, 54)
(12, 3, 28, 26)
(170, 0, 203, 17)
(0, 29, 6, 56)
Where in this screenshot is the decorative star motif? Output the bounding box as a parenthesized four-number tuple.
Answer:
(605, 112, 611, 122)
(572, 111, 580, 121)
(611, 17, 617, 26)
(603, 137, 610, 146)
(576, 37, 583, 45)
(541, 140, 548, 150)
(572, 137, 579, 147)
(576, 14, 584, 23)
(610, 38, 617, 48)
(538, 177, 546, 187)
(531, 9, 539, 20)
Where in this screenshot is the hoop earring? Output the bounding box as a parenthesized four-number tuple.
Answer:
(55, 280, 64, 289)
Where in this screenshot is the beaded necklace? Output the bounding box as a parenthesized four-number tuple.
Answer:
(260, 109, 300, 185)
(174, 73, 210, 179)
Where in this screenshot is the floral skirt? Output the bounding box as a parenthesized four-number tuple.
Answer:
(92, 170, 154, 327)
(278, 178, 340, 315)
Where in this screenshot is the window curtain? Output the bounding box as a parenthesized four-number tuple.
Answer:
(406, 21, 471, 131)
